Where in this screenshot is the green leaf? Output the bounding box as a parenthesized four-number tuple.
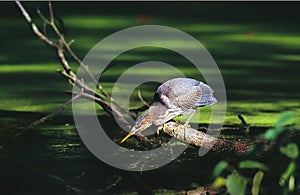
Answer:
(213, 161, 228, 178)
(226, 173, 247, 195)
(280, 143, 299, 159)
(212, 177, 226, 189)
(280, 161, 296, 186)
(288, 175, 295, 192)
(245, 145, 255, 154)
(238, 160, 269, 171)
(264, 128, 278, 140)
(252, 171, 264, 195)
(274, 111, 295, 129)
(264, 111, 295, 140)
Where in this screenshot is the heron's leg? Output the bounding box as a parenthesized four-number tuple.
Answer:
(166, 110, 196, 140)
(184, 110, 196, 127)
(183, 110, 196, 140)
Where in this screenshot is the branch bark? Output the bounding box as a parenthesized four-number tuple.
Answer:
(162, 121, 267, 155)
(15, 1, 131, 129)
(162, 122, 218, 148)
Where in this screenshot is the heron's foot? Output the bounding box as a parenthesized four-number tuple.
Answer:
(172, 123, 190, 132)
(171, 123, 182, 133)
(156, 125, 163, 135)
(162, 123, 180, 134)
(161, 123, 169, 133)
(183, 123, 191, 129)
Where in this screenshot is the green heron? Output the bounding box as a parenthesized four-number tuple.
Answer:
(120, 78, 217, 143)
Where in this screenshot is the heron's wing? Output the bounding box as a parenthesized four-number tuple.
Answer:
(195, 82, 217, 106)
(174, 86, 202, 110)
(157, 79, 197, 108)
(157, 79, 216, 109)
(174, 82, 217, 109)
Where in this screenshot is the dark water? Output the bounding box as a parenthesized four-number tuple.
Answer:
(1, 112, 298, 194)
(1, 115, 221, 194)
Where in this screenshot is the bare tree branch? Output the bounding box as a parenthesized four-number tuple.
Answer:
(48, 1, 54, 24)
(37, 8, 51, 25)
(57, 40, 75, 77)
(28, 92, 83, 128)
(39, 1, 130, 117)
(162, 121, 262, 155)
(15, 1, 132, 130)
(13, 92, 83, 138)
(16, 1, 58, 48)
(73, 91, 131, 129)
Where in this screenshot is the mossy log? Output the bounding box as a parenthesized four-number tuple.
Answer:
(161, 121, 262, 155)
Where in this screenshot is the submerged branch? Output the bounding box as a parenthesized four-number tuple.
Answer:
(14, 92, 82, 138)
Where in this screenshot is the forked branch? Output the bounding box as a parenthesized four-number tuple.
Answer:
(15, 1, 131, 129)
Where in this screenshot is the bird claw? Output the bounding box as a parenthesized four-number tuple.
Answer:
(184, 124, 191, 128)
(172, 123, 182, 132)
(162, 123, 173, 132)
(173, 123, 190, 140)
(156, 125, 163, 135)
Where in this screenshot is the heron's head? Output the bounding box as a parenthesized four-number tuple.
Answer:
(120, 102, 179, 143)
(120, 110, 153, 143)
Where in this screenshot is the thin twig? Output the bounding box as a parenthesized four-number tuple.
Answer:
(15, 1, 131, 129)
(29, 92, 82, 128)
(76, 92, 131, 129)
(42, 1, 130, 117)
(37, 8, 51, 25)
(238, 114, 250, 133)
(238, 114, 249, 127)
(57, 69, 75, 84)
(48, 1, 54, 24)
(63, 42, 131, 116)
(96, 176, 122, 193)
(57, 39, 74, 76)
(15, 1, 58, 48)
(137, 89, 150, 107)
(13, 92, 82, 138)
(15, 1, 31, 22)
(48, 174, 81, 193)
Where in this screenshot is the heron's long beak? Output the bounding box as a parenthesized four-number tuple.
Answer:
(120, 132, 133, 143)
